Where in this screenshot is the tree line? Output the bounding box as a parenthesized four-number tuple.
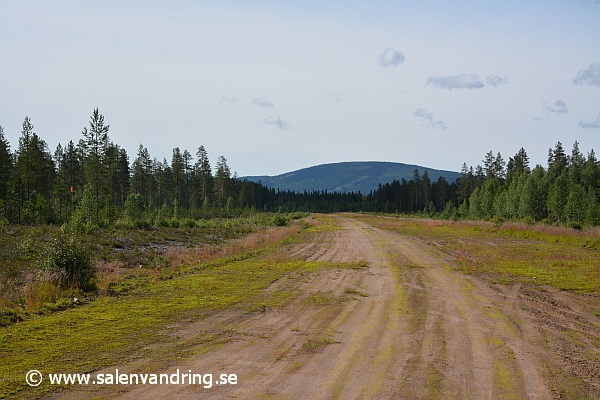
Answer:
(366, 142, 600, 228)
(1, 109, 598, 228)
(0, 109, 280, 227)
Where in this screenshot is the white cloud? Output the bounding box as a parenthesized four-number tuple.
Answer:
(414, 108, 446, 130)
(485, 75, 507, 87)
(573, 63, 600, 86)
(252, 98, 274, 107)
(264, 116, 289, 130)
(427, 74, 484, 90)
(545, 99, 569, 114)
(578, 113, 600, 129)
(379, 48, 405, 68)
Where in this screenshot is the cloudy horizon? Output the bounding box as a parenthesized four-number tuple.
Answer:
(0, 1, 598, 176)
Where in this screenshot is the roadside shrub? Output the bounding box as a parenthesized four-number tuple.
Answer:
(182, 218, 197, 228)
(273, 214, 288, 227)
(154, 214, 170, 227)
(44, 236, 96, 291)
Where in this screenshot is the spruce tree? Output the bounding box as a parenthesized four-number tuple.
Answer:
(15, 117, 55, 223)
(0, 125, 12, 202)
(195, 145, 212, 205)
(81, 108, 110, 222)
(183, 149, 192, 210)
(214, 156, 231, 206)
(171, 148, 185, 210)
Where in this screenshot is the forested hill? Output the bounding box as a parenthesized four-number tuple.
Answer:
(243, 162, 461, 193)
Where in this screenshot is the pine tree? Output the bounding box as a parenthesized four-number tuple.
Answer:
(214, 156, 231, 206)
(182, 149, 192, 210)
(53, 140, 83, 222)
(474, 165, 485, 188)
(493, 152, 506, 180)
(507, 147, 530, 184)
(514, 147, 530, 173)
(457, 163, 470, 204)
(132, 144, 153, 204)
(0, 125, 12, 202)
(15, 117, 56, 223)
(568, 141, 585, 187)
(483, 150, 496, 179)
(171, 148, 185, 210)
(569, 141, 585, 175)
(422, 170, 431, 210)
(105, 144, 129, 210)
(195, 145, 212, 206)
(411, 169, 422, 211)
(159, 158, 174, 209)
(81, 108, 110, 222)
(548, 141, 567, 180)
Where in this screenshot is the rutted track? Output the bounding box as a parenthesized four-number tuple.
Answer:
(53, 215, 599, 399)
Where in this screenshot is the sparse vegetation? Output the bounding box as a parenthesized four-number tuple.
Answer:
(0, 221, 327, 398)
(303, 335, 341, 352)
(355, 215, 600, 292)
(344, 288, 368, 297)
(0, 213, 309, 328)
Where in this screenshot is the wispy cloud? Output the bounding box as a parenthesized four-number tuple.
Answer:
(379, 48, 405, 68)
(414, 108, 446, 130)
(264, 116, 289, 131)
(219, 95, 238, 104)
(485, 75, 507, 87)
(252, 97, 274, 107)
(427, 74, 484, 90)
(330, 94, 343, 103)
(545, 99, 569, 114)
(573, 63, 600, 86)
(578, 113, 600, 129)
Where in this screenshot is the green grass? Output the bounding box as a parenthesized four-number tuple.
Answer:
(353, 215, 600, 293)
(344, 288, 368, 297)
(0, 213, 311, 322)
(0, 249, 329, 398)
(305, 214, 340, 232)
(343, 260, 370, 270)
(302, 335, 341, 352)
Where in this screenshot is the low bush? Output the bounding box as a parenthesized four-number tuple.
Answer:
(44, 236, 96, 291)
(273, 214, 288, 227)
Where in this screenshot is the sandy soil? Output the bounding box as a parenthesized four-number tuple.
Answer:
(51, 215, 599, 400)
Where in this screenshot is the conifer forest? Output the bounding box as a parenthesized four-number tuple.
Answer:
(0, 109, 598, 228)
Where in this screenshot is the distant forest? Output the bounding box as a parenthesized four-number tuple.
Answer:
(0, 109, 599, 228)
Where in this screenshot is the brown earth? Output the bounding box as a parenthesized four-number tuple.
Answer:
(51, 215, 600, 400)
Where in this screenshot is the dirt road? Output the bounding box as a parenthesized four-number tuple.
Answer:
(55, 215, 599, 399)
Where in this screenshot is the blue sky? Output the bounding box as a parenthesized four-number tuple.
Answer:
(1, 0, 599, 176)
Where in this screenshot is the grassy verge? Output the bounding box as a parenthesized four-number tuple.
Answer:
(304, 214, 340, 232)
(352, 215, 600, 293)
(0, 213, 308, 325)
(0, 259, 329, 398)
(0, 215, 323, 398)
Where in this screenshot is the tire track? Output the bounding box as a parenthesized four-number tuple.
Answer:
(54, 215, 558, 400)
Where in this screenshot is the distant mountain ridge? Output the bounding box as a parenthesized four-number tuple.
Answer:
(243, 161, 461, 193)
